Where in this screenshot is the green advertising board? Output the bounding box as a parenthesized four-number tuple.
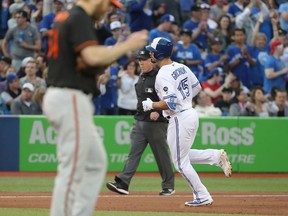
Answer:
(19, 116, 157, 172)
(19, 116, 288, 172)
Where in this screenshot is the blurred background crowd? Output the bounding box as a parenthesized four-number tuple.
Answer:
(0, 0, 288, 117)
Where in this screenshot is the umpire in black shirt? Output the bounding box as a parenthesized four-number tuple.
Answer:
(106, 49, 175, 195)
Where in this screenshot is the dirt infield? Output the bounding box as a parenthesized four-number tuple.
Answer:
(0, 192, 288, 215)
(0, 172, 288, 215)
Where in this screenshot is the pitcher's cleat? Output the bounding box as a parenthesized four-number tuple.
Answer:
(185, 198, 213, 207)
(219, 149, 232, 177)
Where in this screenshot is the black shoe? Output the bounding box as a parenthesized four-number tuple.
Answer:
(159, 188, 175, 196)
(106, 176, 129, 195)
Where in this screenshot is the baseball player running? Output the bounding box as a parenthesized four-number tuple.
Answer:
(142, 37, 232, 207)
(106, 48, 175, 196)
(43, 1, 148, 216)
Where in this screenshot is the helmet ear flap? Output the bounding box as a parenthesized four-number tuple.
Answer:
(155, 52, 164, 60)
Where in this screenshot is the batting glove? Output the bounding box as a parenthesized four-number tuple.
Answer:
(142, 98, 153, 111)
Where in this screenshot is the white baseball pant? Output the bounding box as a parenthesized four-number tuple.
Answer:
(167, 108, 220, 202)
(43, 87, 107, 216)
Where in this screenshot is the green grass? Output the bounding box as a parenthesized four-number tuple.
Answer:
(0, 175, 287, 216)
(0, 176, 287, 193)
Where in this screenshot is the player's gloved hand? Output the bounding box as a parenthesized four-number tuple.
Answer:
(142, 98, 153, 111)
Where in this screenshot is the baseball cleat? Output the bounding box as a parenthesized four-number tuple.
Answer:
(106, 182, 129, 195)
(219, 149, 232, 177)
(159, 188, 175, 196)
(185, 198, 213, 207)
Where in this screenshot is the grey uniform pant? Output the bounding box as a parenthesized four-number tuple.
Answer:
(118, 120, 174, 189)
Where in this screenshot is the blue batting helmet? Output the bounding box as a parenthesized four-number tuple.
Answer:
(145, 37, 173, 60)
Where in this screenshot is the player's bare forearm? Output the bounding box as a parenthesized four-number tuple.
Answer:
(152, 100, 169, 110)
(81, 30, 148, 66)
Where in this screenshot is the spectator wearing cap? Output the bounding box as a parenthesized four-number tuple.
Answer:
(200, 3, 218, 30)
(264, 39, 288, 94)
(10, 82, 40, 114)
(0, 73, 21, 111)
(39, 0, 64, 53)
(20, 59, 46, 90)
(214, 87, 234, 116)
(105, 21, 129, 67)
(127, 0, 153, 33)
(148, 14, 174, 43)
(182, 4, 214, 51)
(204, 38, 228, 78)
(17, 56, 34, 78)
(0, 56, 12, 81)
(227, 28, 256, 88)
(201, 68, 234, 104)
(1, 10, 41, 72)
(174, 28, 202, 78)
(151, 0, 183, 26)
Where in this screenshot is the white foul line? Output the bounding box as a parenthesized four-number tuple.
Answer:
(0, 194, 288, 199)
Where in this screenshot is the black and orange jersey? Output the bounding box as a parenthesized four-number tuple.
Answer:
(47, 6, 102, 96)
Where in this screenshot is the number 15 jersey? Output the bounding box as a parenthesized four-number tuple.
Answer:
(155, 62, 200, 118)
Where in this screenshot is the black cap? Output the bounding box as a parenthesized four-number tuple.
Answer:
(222, 87, 233, 93)
(16, 10, 28, 18)
(180, 28, 192, 36)
(278, 28, 287, 36)
(0, 56, 12, 65)
(136, 49, 150, 60)
(191, 4, 201, 12)
(211, 37, 222, 45)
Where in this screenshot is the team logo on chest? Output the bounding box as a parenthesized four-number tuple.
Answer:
(163, 86, 168, 92)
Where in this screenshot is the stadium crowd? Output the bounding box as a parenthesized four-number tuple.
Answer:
(0, 0, 288, 116)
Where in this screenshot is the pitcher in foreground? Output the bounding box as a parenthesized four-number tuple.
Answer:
(43, 0, 148, 215)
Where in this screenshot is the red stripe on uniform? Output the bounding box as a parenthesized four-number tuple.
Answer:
(74, 40, 98, 53)
(64, 95, 80, 216)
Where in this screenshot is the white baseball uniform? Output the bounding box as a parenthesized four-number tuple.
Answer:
(155, 62, 222, 202)
(43, 88, 107, 216)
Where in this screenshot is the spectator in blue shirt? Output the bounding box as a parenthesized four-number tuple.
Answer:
(99, 65, 119, 115)
(205, 38, 229, 79)
(227, 0, 244, 24)
(264, 39, 288, 94)
(174, 28, 202, 78)
(278, 2, 288, 32)
(227, 28, 256, 88)
(179, 0, 194, 22)
(148, 14, 174, 43)
(182, 4, 213, 51)
(250, 19, 270, 87)
(128, 0, 153, 33)
(39, 0, 63, 53)
(105, 21, 129, 67)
